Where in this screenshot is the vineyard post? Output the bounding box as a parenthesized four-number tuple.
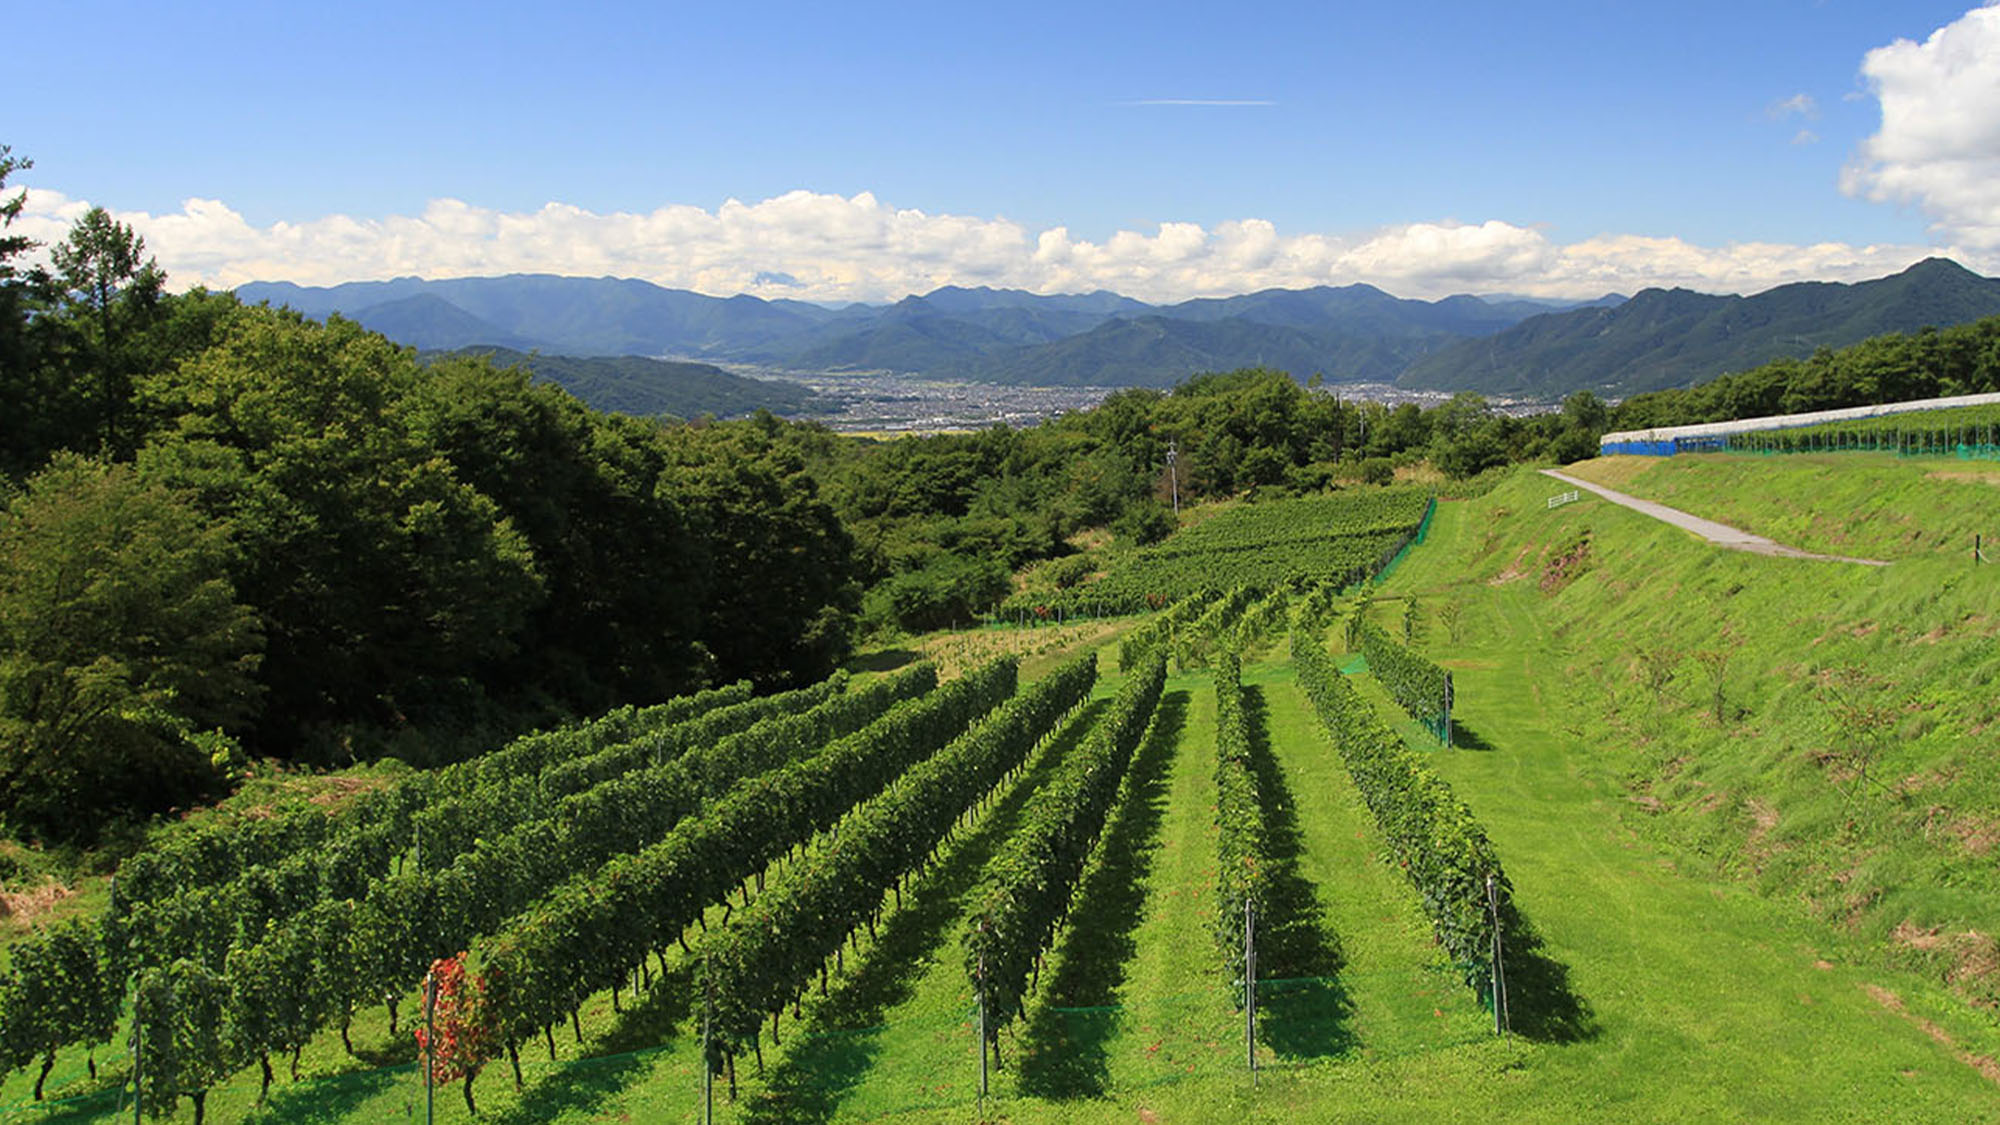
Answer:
(702, 950, 717, 1125)
(423, 970, 436, 1125)
(129, 983, 140, 1125)
(976, 942, 989, 1105)
(1245, 898, 1257, 1082)
(1486, 874, 1508, 1036)
(1448, 668, 1464, 748)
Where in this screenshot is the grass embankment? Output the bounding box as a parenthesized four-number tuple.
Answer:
(1564, 451, 2000, 560)
(1370, 463, 2000, 1112)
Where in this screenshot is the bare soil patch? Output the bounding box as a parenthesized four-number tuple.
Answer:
(1864, 983, 2000, 1086)
(0, 878, 74, 927)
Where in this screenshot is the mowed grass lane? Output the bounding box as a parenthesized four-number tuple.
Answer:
(981, 659, 1499, 1123)
(1372, 488, 2000, 1121)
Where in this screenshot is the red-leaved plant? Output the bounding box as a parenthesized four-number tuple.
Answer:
(414, 953, 499, 1114)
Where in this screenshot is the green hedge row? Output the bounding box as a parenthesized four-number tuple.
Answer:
(703, 652, 1099, 1065)
(475, 660, 1019, 1054)
(1212, 653, 1267, 1003)
(1348, 610, 1452, 743)
(1292, 630, 1502, 990)
(964, 652, 1168, 1033)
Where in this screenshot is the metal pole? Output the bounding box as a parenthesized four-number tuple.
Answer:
(977, 944, 989, 1103)
(1487, 874, 1508, 1035)
(130, 984, 141, 1125)
(424, 971, 437, 1125)
(702, 956, 713, 1125)
(1245, 899, 1257, 1080)
(1166, 441, 1180, 517)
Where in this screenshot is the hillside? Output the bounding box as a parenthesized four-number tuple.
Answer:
(1400, 258, 2000, 398)
(8, 460, 2000, 1123)
(343, 293, 544, 352)
(238, 275, 863, 357)
(430, 346, 832, 419)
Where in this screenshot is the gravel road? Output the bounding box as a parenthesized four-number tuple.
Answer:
(1539, 468, 1889, 566)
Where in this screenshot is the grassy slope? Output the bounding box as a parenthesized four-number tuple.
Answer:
(1374, 465, 2000, 1111)
(1563, 451, 2000, 560)
(10, 466, 2000, 1121)
(1462, 460, 2000, 995)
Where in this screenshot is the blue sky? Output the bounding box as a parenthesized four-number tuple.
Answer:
(10, 1, 2000, 301)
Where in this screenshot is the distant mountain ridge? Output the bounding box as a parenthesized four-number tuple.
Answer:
(238, 259, 2000, 399)
(1396, 258, 2000, 397)
(427, 347, 832, 421)
(236, 275, 1616, 389)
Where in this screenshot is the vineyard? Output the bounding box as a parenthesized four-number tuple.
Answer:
(1717, 402, 2000, 457)
(3, 467, 1997, 1122)
(998, 487, 1434, 619)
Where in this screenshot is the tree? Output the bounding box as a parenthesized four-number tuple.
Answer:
(0, 454, 261, 839)
(0, 145, 68, 474)
(1560, 390, 1608, 433)
(50, 207, 163, 456)
(409, 356, 709, 711)
(661, 420, 858, 687)
(0, 145, 30, 273)
(136, 308, 540, 754)
(1436, 599, 1465, 644)
(1815, 666, 1897, 804)
(1692, 635, 1739, 725)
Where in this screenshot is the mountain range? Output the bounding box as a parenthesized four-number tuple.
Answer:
(1397, 257, 2000, 397)
(425, 348, 833, 421)
(237, 258, 2000, 401)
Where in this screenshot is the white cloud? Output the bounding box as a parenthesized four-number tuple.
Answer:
(1121, 99, 1277, 107)
(1793, 129, 1821, 146)
(1769, 93, 1819, 119)
(8, 184, 1981, 304)
(1843, 2, 2000, 249)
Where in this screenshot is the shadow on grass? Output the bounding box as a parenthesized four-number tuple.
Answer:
(1448, 721, 1498, 753)
(1499, 903, 1597, 1045)
(594, 960, 697, 1055)
(9, 1085, 128, 1125)
(476, 947, 698, 1125)
(245, 1064, 403, 1124)
(847, 648, 922, 674)
(1240, 685, 1356, 1060)
(487, 1050, 654, 1125)
(1016, 690, 1189, 1100)
(742, 701, 1109, 1125)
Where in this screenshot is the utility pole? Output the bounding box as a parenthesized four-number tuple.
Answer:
(1165, 441, 1180, 517)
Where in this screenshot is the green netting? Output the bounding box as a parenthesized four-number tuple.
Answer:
(1366, 497, 1435, 588)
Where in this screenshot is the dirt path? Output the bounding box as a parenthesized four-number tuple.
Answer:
(1540, 468, 1889, 565)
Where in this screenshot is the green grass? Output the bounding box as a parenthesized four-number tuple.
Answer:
(1563, 451, 2000, 559)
